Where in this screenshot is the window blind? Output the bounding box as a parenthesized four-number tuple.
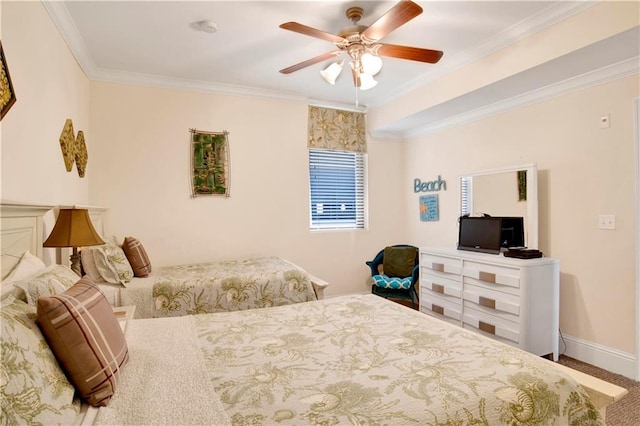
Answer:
(460, 176, 473, 216)
(309, 149, 366, 229)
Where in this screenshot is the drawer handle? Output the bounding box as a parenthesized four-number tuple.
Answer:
(432, 262, 444, 272)
(479, 321, 496, 335)
(479, 271, 496, 283)
(432, 304, 444, 315)
(432, 283, 445, 294)
(479, 296, 496, 309)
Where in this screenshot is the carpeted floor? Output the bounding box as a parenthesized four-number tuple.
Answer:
(557, 356, 639, 425)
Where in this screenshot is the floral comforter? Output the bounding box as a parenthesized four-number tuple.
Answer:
(118, 257, 316, 318)
(194, 294, 601, 425)
(96, 294, 601, 425)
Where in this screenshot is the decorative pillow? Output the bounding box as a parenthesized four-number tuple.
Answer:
(14, 264, 80, 305)
(122, 236, 152, 277)
(1, 296, 79, 424)
(91, 242, 134, 284)
(372, 274, 413, 290)
(80, 248, 107, 283)
(382, 246, 417, 278)
(4, 250, 47, 282)
(37, 276, 129, 407)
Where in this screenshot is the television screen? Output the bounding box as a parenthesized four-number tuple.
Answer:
(457, 216, 502, 255)
(498, 216, 525, 248)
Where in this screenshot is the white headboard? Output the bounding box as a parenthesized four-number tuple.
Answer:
(1, 202, 108, 280)
(1, 202, 54, 280)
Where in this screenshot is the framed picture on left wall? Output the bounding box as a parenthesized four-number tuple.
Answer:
(0, 41, 17, 120)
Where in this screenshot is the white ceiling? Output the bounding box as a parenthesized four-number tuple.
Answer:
(45, 1, 639, 136)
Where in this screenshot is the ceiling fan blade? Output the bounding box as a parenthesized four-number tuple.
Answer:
(361, 0, 423, 42)
(279, 51, 343, 74)
(279, 22, 345, 44)
(375, 43, 444, 63)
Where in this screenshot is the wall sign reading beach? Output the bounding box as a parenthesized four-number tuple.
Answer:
(414, 175, 447, 222)
(190, 129, 230, 198)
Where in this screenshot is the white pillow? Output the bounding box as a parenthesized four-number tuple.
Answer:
(1, 251, 47, 301)
(14, 265, 80, 305)
(91, 242, 133, 285)
(4, 251, 47, 283)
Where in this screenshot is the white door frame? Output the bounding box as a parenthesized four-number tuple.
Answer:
(634, 96, 639, 381)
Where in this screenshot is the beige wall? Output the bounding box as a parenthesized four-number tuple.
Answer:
(88, 81, 405, 295)
(404, 75, 638, 354)
(1, 1, 91, 205)
(1, 0, 638, 370)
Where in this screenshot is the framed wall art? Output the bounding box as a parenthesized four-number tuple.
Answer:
(0, 41, 17, 120)
(190, 129, 230, 197)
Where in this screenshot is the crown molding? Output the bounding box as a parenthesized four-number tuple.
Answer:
(369, 0, 598, 108)
(400, 56, 640, 140)
(43, 0, 597, 111)
(42, 1, 96, 77)
(90, 67, 309, 103)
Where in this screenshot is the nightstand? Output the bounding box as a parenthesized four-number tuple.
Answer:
(112, 305, 136, 332)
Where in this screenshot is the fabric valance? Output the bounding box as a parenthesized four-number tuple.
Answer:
(307, 106, 366, 153)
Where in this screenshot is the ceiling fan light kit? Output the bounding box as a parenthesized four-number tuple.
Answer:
(320, 60, 344, 85)
(279, 0, 443, 94)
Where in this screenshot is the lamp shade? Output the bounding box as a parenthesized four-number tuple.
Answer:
(43, 209, 104, 248)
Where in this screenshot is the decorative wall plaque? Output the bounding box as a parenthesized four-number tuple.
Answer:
(59, 119, 76, 172)
(75, 131, 88, 177)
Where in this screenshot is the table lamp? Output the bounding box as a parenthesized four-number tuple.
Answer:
(43, 208, 105, 276)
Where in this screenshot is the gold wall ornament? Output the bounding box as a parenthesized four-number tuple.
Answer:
(75, 131, 88, 178)
(58, 119, 89, 177)
(59, 119, 76, 172)
(0, 41, 17, 121)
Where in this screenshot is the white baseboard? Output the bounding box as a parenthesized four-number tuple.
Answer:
(561, 333, 637, 380)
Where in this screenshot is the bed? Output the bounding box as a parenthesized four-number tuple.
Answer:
(89, 255, 326, 318)
(0, 202, 628, 425)
(1, 202, 328, 318)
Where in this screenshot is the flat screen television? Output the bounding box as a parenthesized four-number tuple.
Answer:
(497, 216, 525, 248)
(457, 216, 502, 255)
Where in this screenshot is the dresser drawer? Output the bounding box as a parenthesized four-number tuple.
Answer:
(420, 254, 462, 278)
(462, 284, 520, 317)
(462, 261, 520, 292)
(420, 296, 461, 323)
(462, 306, 519, 344)
(421, 274, 461, 298)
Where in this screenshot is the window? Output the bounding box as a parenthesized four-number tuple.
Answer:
(460, 176, 473, 216)
(309, 149, 366, 229)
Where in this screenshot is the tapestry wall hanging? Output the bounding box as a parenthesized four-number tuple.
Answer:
(190, 129, 230, 197)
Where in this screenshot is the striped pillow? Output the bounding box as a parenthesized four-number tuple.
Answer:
(36, 276, 129, 407)
(122, 236, 152, 277)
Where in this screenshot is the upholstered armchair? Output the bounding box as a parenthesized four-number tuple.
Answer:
(365, 245, 419, 308)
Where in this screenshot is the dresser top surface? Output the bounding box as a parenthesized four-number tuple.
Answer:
(420, 247, 559, 266)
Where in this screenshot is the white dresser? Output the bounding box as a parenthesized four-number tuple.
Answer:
(419, 247, 559, 360)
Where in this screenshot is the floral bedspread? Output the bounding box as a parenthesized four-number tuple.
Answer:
(149, 257, 316, 317)
(193, 294, 602, 425)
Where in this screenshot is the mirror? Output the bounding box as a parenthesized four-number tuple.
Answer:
(459, 163, 538, 249)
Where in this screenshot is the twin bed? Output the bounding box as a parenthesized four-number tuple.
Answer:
(0, 202, 627, 425)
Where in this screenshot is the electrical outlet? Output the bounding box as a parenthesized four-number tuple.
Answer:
(598, 214, 616, 230)
(600, 114, 610, 129)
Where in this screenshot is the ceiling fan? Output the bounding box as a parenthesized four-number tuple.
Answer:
(279, 0, 443, 90)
